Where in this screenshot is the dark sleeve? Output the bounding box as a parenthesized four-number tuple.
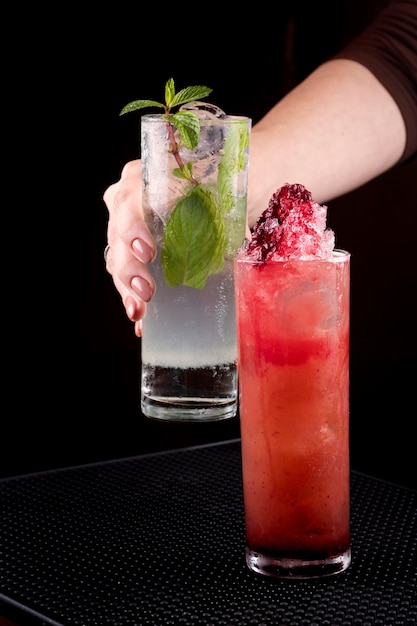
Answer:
(332, 0, 417, 163)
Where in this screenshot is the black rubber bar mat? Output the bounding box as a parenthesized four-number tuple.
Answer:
(1, 439, 416, 625)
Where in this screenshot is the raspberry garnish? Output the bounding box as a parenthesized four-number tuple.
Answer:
(245, 183, 334, 262)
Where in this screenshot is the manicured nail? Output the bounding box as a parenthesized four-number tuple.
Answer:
(134, 320, 143, 337)
(131, 276, 152, 301)
(132, 238, 154, 263)
(126, 300, 137, 320)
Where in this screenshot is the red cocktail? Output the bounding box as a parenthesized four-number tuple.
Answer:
(234, 184, 351, 578)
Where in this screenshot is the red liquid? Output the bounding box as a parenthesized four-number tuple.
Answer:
(235, 252, 350, 575)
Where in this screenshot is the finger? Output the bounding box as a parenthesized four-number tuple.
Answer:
(105, 241, 155, 300)
(110, 267, 149, 324)
(105, 161, 155, 263)
(103, 160, 141, 208)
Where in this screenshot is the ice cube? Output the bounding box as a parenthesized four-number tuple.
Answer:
(179, 102, 226, 176)
(179, 101, 226, 120)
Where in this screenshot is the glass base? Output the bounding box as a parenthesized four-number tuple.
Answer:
(141, 362, 237, 422)
(246, 546, 351, 579)
(141, 396, 237, 422)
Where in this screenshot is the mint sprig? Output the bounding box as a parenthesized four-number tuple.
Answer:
(120, 78, 248, 289)
(120, 77, 212, 150)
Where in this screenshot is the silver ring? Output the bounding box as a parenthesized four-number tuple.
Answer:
(104, 244, 110, 262)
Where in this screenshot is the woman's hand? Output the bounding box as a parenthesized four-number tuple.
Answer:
(103, 159, 156, 337)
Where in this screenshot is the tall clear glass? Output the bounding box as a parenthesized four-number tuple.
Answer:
(234, 250, 351, 578)
(141, 113, 251, 421)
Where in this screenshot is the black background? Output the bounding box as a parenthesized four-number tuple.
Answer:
(3, 0, 416, 490)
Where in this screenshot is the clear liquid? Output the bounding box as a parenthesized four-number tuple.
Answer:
(141, 255, 238, 420)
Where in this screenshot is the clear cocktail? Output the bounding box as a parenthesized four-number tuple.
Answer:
(140, 100, 251, 421)
(234, 184, 351, 578)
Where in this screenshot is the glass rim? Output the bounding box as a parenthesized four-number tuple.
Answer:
(234, 248, 350, 264)
(141, 113, 251, 125)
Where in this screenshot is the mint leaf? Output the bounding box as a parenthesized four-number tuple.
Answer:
(120, 100, 164, 115)
(218, 122, 250, 213)
(223, 196, 247, 258)
(161, 186, 225, 289)
(170, 85, 213, 109)
(218, 121, 250, 256)
(170, 111, 201, 149)
(165, 78, 176, 107)
(173, 161, 193, 181)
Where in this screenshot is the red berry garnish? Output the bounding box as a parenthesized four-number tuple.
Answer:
(245, 183, 334, 262)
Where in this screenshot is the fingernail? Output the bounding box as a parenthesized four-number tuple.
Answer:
(126, 300, 137, 320)
(134, 320, 143, 337)
(131, 276, 152, 301)
(132, 238, 154, 263)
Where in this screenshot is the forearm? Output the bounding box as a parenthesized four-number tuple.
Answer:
(247, 58, 407, 226)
